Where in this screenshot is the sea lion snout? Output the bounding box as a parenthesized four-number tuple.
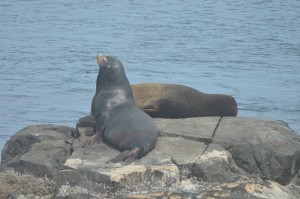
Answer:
(96, 54, 108, 68)
(96, 54, 105, 62)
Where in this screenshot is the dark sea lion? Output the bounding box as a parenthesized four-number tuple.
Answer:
(91, 83, 238, 119)
(86, 54, 158, 164)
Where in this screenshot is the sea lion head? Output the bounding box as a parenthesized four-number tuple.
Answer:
(217, 95, 238, 116)
(95, 54, 132, 99)
(96, 54, 129, 85)
(96, 54, 122, 71)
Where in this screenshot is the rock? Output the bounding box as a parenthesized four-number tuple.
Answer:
(191, 143, 249, 183)
(213, 117, 300, 185)
(156, 136, 248, 183)
(0, 169, 55, 199)
(125, 180, 300, 199)
(1, 124, 75, 179)
(58, 142, 179, 192)
(156, 117, 300, 185)
(0, 117, 299, 198)
(155, 117, 220, 143)
(156, 137, 205, 165)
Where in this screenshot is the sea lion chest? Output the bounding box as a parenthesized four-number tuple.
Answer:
(95, 88, 132, 123)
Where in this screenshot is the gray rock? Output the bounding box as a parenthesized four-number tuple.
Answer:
(214, 117, 300, 185)
(155, 117, 300, 185)
(1, 117, 300, 198)
(57, 142, 179, 196)
(154, 117, 220, 143)
(124, 179, 300, 199)
(191, 143, 248, 183)
(156, 137, 205, 165)
(156, 136, 245, 183)
(1, 124, 75, 179)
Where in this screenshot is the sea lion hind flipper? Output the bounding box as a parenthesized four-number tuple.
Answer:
(107, 147, 143, 164)
(107, 150, 131, 164)
(140, 98, 170, 116)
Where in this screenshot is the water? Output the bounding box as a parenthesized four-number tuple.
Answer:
(1, 0, 300, 153)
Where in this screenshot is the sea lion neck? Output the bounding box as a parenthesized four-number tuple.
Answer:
(96, 68, 131, 92)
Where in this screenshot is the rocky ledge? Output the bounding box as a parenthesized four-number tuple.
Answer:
(1, 117, 300, 198)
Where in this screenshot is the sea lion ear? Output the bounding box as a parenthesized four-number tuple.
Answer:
(96, 54, 104, 65)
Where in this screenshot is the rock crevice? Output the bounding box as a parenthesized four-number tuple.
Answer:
(198, 116, 223, 160)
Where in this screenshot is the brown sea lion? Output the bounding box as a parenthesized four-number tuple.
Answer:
(85, 55, 158, 164)
(91, 83, 238, 118)
(132, 83, 238, 118)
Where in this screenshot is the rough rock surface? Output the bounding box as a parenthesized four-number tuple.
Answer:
(155, 117, 300, 185)
(0, 117, 299, 198)
(1, 125, 74, 179)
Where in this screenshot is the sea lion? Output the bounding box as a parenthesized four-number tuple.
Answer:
(132, 83, 238, 118)
(91, 83, 238, 118)
(86, 54, 158, 164)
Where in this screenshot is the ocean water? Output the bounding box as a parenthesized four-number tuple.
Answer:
(1, 0, 300, 153)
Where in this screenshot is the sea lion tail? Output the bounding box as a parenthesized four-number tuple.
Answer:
(107, 146, 144, 164)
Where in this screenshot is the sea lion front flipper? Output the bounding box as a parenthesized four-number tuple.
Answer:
(76, 115, 97, 138)
(76, 115, 96, 130)
(140, 104, 159, 113)
(139, 98, 171, 118)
